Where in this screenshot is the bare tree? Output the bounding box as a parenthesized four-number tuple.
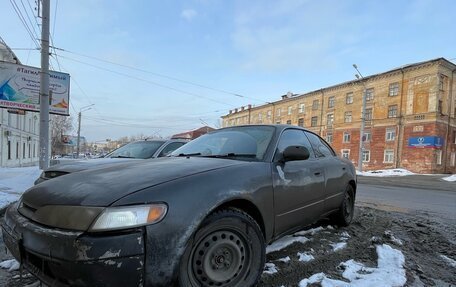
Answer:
(50, 115, 73, 156)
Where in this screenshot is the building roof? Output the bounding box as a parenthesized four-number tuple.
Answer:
(171, 126, 215, 140)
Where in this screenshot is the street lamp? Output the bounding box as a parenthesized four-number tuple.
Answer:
(76, 104, 94, 158)
(353, 64, 367, 172)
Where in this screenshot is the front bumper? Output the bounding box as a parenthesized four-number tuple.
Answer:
(2, 203, 145, 287)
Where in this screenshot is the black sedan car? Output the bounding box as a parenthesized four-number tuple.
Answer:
(35, 139, 188, 184)
(3, 125, 356, 287)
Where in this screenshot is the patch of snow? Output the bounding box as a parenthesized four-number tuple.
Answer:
(330, 242, 347, 252)
(277, 256, 291, 263)
(0, 166, 41, 209)
(263, 262, 278, 275)
(266, 235, 310, 254)
(357, 168, 414, 177)
(294, 226, 325, 236)
(371, 236, 382, 244)
(439, 254, 456, 268)
(384, 230, 403, 246)
(0, 259, 20, 271)
(299, 244, 406, 287)
(326, 225, 335, 230)
(340, 231, 350, 238)
(442, 174, 456, 182)
(297, 252, 314, 262)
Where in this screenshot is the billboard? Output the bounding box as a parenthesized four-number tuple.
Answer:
(62, 135, 86, 146)
(0, 61, 70, 115)
(408, 136, 443, 148)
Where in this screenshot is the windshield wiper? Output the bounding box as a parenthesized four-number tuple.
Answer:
(202, 153, 257, 159)
(176, 152, 202, 157)
(109, 155, 135, 158)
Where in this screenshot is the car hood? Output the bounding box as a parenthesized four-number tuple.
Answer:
(22, 157, 246, 208)
(47, 157, 142, 173)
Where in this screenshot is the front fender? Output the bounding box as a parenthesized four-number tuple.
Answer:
(112, 162, 273, 286)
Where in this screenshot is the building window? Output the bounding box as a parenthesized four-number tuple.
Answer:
(389, 82, 399, 96)
(385, 128, 396, 141)
(287, 106, 292, 115)
(362, 150, 370, 162)
(276, 108, 281, 117)
(439, 75, 445, 91)
(298, 118, 304, 127)
(33, 143, 36, 157)
(365, 88, 374, 101)
(23, 142, 26, 159)
(343, 132, 351, 143)
(436, 150, 442, 165)
(258, 113, 263, 123)
(365, 108, 372, 121)
(311, 116, 318, 127)
(346, 92, 353, 104)
(28, 143, 31, 158)
(450, 152, 455, 167)
(388, 105, 398, 118)
(299, 103, 305, 113)
(7, 141, 11, 160)
(312, 100, 319, 110)
(267, 110, 272, 119)
(363, 131, 371, 142)
(328, 96, 335, 108)
(341, 149, 350, 159)
(384, 149, 394, 163)
(16, 142, 19, 159)
(438, 100, 443, 114)
(344, 111, 352, 123)
(286, 120, 292, 125)
(326, 133, 333, 144)
(327, 113, 334, 127)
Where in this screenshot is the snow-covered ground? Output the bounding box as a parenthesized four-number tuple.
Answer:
(357, 168, 415, 177)
(0, 166, 41, 210)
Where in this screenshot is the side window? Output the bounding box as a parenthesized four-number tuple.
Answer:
(275, 129, 315, 160)
(159, 142, 186, 157)
(305, 132, 335, 157)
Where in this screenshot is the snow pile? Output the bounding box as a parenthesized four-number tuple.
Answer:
(384, 230, 403, 246)
(440, 254, 456, 268)
(266, 235, 310, 254)
(357, 168, 414, 177)
(299, 244, 406, 287)
(330, 242, 347, 252)
(277, 256, 291, 263)
(263, 262, 278, 275)
(0, 166, 41, 209)
(297, 252, 314, 262)
(0, 259, 20, 271)
(442, 174, 456, 182)
(294, 226, 325, 236)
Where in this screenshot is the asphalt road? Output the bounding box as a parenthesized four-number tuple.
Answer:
(357, 175, 456, 221)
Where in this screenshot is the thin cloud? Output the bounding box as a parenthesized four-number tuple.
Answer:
(181, 9, 198, 21)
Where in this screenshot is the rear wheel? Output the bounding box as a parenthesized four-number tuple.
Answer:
(332, 184, 355, 226)
(179, 209, 265, 287)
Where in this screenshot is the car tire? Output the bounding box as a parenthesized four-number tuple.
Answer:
(178, 208, 265, 287)
(332, 184, 355, 226)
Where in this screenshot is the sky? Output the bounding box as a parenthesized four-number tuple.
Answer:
(1, 0, 455, 142)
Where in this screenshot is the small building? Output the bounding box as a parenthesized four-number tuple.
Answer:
(171, 126, 215, 140)
(222, 58, 456, 174)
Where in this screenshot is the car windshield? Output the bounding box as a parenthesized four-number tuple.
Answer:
(106, 141, 165, 159)
(170, 126, 275, 161)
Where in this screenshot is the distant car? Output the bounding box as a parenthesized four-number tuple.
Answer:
(3, 125, 356, 287)
(34, 139, 188, 184)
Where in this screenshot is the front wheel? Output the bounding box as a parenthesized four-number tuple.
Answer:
(332, 184, 355, 226)
(179, 209, 265, 287)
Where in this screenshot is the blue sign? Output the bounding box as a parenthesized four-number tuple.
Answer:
(408, 136, 443, 148)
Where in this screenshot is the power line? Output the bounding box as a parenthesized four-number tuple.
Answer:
(9, 0, 40, 48)
(52, 46, 268, 104)
(19, 0, 40, 42)
(56, 54, 236, 107)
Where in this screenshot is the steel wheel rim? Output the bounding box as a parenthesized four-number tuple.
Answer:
(191, 230, 248, 287)
(343, 191, 353, 221)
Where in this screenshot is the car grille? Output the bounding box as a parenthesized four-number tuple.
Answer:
(23, 249, 71, 286)
(44, 171, 69, 179)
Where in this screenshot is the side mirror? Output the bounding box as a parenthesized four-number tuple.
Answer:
(282, 145, 310, 162)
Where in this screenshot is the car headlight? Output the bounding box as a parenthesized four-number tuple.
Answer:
(89, 204, 167, 232)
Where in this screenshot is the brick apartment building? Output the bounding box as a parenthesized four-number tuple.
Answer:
(221, 58, 456, 174)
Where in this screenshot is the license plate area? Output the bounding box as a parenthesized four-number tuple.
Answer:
(2, 227, 22, 263)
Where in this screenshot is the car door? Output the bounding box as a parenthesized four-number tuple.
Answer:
(272, 129, 326, 236)
(304, 131, 347, 213)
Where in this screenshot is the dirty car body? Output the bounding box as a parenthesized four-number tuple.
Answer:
(34, 139, 188, 184)
(3, 125, 357, 287)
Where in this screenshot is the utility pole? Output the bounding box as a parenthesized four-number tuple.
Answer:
(39, 0, 50, 170)
(353, 64, 367, 172)
(76, 104, 94, 158)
